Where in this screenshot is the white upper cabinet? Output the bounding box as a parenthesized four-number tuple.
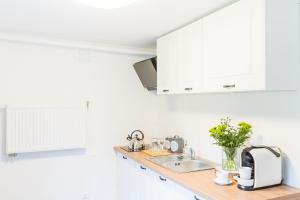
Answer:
(157, 0, 298, 94)
(157, 32, 177, 94)
(157, 20, 203, 95)
(202, 0, 265, 92)
(178, 20, 204, 94)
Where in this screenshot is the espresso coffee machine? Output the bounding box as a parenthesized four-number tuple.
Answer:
(239, 146, 283, 191)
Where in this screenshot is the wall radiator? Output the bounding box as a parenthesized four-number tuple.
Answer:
(6, 105, 87, 155)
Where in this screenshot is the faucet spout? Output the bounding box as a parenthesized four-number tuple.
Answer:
(189, 148, 196, 160)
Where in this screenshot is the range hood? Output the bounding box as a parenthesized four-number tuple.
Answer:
(133, 57, 157, 91)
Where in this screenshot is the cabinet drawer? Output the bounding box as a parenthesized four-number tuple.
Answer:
(116, 153, 136, 166)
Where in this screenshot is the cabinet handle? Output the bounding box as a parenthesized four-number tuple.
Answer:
(122, 156, 127, 160)
(194, 195, 201, 200)
(184, 88, 193, 91)
(140, 166, 146, 170)
(159, 176, 167, 182)
(223, 84, 236, 89)
(162, 89, 170, 93)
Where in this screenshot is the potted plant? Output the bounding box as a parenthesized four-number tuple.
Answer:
(209, 118, 252, 171)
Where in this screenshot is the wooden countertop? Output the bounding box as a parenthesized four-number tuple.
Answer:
(271, 193, 300, 200)
(114, 147, 300, 200)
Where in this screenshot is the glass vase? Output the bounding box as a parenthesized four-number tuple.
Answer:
(222, 147, 238, 171)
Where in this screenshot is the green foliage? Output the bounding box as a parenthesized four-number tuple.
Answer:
(209, 118, 252, 148)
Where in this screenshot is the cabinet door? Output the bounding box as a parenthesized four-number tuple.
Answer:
(157, 20, 204, 95)
(150, 172, 176, 200)
(116, 153, 139, 200)
(157, 32, 179, 95)
(150, 173, 208, 200)
(135, 164, 154, 200)
(177, 20, 204, 94)
(202, 0, 265, 92)
(116, 152, 208, 200)
(172, 182, 207, 200)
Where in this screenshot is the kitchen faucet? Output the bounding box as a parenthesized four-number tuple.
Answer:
(189, 147, 196, 160)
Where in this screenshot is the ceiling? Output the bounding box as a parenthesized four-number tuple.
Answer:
(0, 0, 237, 49)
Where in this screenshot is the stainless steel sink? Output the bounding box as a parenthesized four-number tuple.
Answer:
(148, 155, 188, 163)
(147, 155, 214, 173)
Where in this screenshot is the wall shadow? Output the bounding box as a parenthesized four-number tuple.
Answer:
(163, 90, 300, 119)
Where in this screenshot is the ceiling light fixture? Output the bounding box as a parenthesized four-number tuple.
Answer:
(80, 0, 138, 9)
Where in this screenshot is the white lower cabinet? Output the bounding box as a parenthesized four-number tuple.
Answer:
(135, 164, 155, 200)
(151, 173, 175, 200)
(116, 153, 139, 200)
(116, 153, 207, 200)
(172, 183, 205, 200)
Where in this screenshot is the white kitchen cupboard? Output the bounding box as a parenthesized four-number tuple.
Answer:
(151, 174, 175, 200)
(149, 171, 201, 200)
(157, 31, 179, 95)
(135, 164, 155, 200)
(157, 0, 299, 94)
(157, 20, 203, 95)
(116, 153, 139, 200)
(202, 0, 298, 92)
(116, 152, 207, 200)
(202, 0, 264, 92)
(177, 21, 204, 94)
(172, 183, 205, 200)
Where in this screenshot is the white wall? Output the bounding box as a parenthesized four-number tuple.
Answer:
(158, 89, 300, 188)
(0, 37, 299, 200)
(0, 40, 164, 200)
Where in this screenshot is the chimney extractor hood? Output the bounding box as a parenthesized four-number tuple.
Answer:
(133, 57, 157, 91)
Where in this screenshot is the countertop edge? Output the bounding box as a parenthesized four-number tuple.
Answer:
(114, 146, 216, 200)
(114, 146, 300, 200)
